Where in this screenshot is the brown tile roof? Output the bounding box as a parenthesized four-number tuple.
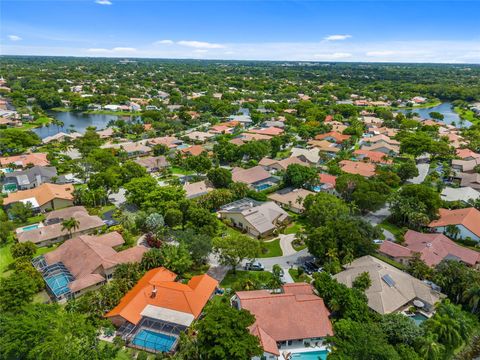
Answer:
(268, 188, 314, 211)
(4, 183, 74, 206)
(318, 173, 337, 186)
(236, 284, 333, 355)
(307, 140, 341, 153)
(134, 156, 169, 170)
(428, 208, 480, 238)
(106, 267, 218, 325)
(181, 145, 206, 156)
(232, 166, 272, 185)
(354, 149, 392, 164)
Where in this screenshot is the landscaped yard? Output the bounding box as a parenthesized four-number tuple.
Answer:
(0, 244, 13, 276)
(288, 268, 311, 283)
(220, 270, 275, 291)
(170, 166, 194, 175)
(379, 219, 405, 241)
(258, 238, 282, 258)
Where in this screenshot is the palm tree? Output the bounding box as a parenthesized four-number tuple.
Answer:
(417, 333, 445, 360)
(463, 283, 480, 314)
(426, 314, 463, 349)
(445, 225, 460, 240)
(61, 217, 80, 239)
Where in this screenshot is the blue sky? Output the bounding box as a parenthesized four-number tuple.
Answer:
(1, 1, 480, 63)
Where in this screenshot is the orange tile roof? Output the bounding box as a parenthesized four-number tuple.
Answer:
(339, 160, 376, 177)
(181, 145, 206, 156)
(3, 183, 74, 206)
(106, 267, 218, 325)
(0, 153, 49, 168)
(429, 208, 480, 238)
(315, 131, 351, 143)
(248, 127, 284, 137)
(354, 149, 392, 164)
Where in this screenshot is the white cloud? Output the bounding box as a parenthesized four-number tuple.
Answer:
(8, 35, 22, 41)
(324, 34, 352, 41)
(95, 0, 112, 5)
(154, 40, 174, 45)
(193, 49, 208, 53)
(314, 52, 352, 59)
(87, 47, 136, 54)
(177, 40, 224, 49)
(366, 50, 396, 57)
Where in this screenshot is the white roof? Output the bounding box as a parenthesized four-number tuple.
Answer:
(141, 304, 194, 327)
(20, 197, 40, 208)
(441, 187, 480, 203)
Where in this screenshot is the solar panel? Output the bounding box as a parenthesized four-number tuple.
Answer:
(382, 274, 396, 287)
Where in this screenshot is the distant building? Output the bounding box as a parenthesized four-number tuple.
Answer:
(428, 208, 480, 242)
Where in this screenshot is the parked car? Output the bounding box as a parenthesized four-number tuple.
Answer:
(373, 239, 384, 244)
(245, 261, 264, 271)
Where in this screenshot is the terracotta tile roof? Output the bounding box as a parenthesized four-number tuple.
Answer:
(181, 145, 206, 156)
(307, 140, 341, 153)
(4, 183, 74, 206)
(0, 153, 49, 168)
(379, 240, 413, 258)
(106, 267, 218, 325)
(315, 131, 351, 143)
(236, 284, 333, 355)
(145, 136, 181, 148)
(404, 230, 480, 267)
(134, 156, 169, 171)
(339, 160, 376, 177)
(354, 149, 392, 164)
(456, 148, 480, 160)
(318, 173, 337, 186)
(428, 208, 480, 238)
(363, 134, 400, 146)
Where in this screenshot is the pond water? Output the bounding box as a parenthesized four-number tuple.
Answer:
(33, 111, 138, 139)
(399, 102, 472, 128)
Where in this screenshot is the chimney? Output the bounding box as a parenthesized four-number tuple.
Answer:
(151, 285, 157, 298)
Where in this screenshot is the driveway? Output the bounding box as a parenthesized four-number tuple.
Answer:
(109, 188, 127, 207)
(363, 204, 391, 226)
(408, 163, 429, 184)
(278, 234, 296, 256)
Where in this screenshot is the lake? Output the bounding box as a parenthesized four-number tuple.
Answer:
(399, 102, 472, 128)
(33, 111, 138, 139)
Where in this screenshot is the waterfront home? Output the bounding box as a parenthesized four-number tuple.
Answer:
(0, 153, 50, 168)
(232, 283, 333, 360)
(379, 230, 480, 268)
(33, 232, 147, 300)
(231, 166, 278, 191)
(218, 198, 289, 238)
(334, 255, 444, 315)
(3, 183, 74, 212)
(42, 132, 82, 144)
(428, 208, 480, 242)
(106, 267, 217, 353)
(268, 188, 314, 213)
(16, 206, 104, 247)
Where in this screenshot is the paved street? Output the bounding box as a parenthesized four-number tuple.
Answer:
(408, 163, 429, 184)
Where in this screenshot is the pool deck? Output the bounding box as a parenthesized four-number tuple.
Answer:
(279, 345, 329, 360)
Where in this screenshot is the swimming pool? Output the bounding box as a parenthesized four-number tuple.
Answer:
(255, 183, 272, 191)
(22, 224, 40, 231)
(45, 273, 72, 296)
(291, 350, 329, 360)
(410, 313, 428, 326)
(131, 329, 176, 352)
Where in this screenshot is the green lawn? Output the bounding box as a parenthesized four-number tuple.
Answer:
(220, 270, 275, 291)
(288, 268, 311, 283)
(283, 222, 302, 235)
(379, 219, 405, 241)
(20, 117, 52, 131)
(454, 107, 478, 123)
(373, 253, 406, 270)
(35, 244, 59, 257)
(0, 244, 13, 275)
(258, 238, 282, 258)
(171, 166, 194, 175)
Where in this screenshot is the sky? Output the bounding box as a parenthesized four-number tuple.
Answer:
(1, 0, 480, 63)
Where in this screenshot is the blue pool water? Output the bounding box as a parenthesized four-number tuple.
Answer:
(45, 273, 72, 296)
(132, 329, 176, 352)
(255, 183, 272, 191)
(410, 313, 428, 326)
(291, 350, 329, 360)
(22, 224, 39, 231)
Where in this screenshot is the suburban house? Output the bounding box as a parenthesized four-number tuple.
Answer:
(33, 232, 147, 300)
(440, 187, 480, 204)
(428, 208, 480, 242)
(102, 142, 152, 157)
(0, 153, 50, 168)
(16, 206, 104, 247)
(334, 255, 444, 315)
(106, 267, 218, 353)
(232, 283, 333, 359)
(1, 166, 70, 192)
(290, 148, 320, 165)
(134, 156, 169, 173)
(456, 148, 480, 161)
(180, 145, 206, 157)
(183, 180, 214, 199)
(452, 158, 480, 173)
(231, 166, 278, 191)
(3, 183, 74, 212)
(458, 173, 480, 190)
(247, 127, 284, 137)
(316, 173, 337, 193)
(307, 140, 341, 156)
(314, 131, 351, 144)
(268, 188, 314, 213)
(97, 127, 115, 139)
(42, 132, 82, 144)
(361, 142, 400, 156)
(184, 131, 215, 143)
(218, 198, 289, 238)
(379, 230, 480, 268)
(339, 160, 376, 177)
(228, 114, 253, 126)
(259, 156, 308, 173)
(353, 149, 392, 164)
